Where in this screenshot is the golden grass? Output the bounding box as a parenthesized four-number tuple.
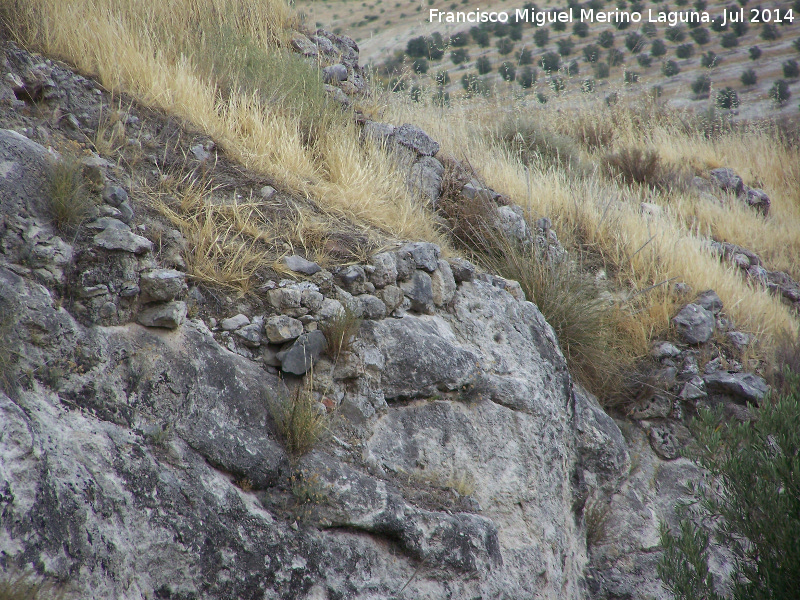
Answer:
(382, 93, 800, 351)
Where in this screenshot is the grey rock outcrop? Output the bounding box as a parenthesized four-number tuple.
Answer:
(673, 303, 716, 344)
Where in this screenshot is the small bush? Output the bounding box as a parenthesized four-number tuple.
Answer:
(691, 74, 711, 95)
(48, 156, 92, 234)
(624, 70, 639, 84)
(770, 79, 791, 105)
(595, 62, 610, 78)
(434, 70, 450, 86)
(658, 374, 800, 600)
(450, 48, 469, 65)
(740, 69, 757, 86)
(540, 51, 561, 72)
(537, 92, 548, 103)
(412, 58, 428, 74)
(550, 76, 566, 92)
(497, 37, 514, 55)
(720, 32, 739, 48)
(581, 78, 596, 93)
(497, 115, 579, 170)
(690, 27, 710, 45)
(603, 147, 662, 186)
(584, 44, 600, 63)
(557, 38, 575, 56)
(642, 22, 657, 37)
(268, 377, 328, 457)
(476, 56, 492, 74)
(517, 48, 533, 65)
(749, 46, 762, 60)
(637, 53, 652, 67)
(676, 43, 694, 58)
(461, 73, 490, 96)
(784, 59, 800, 79)
(471, 26, 490, 47)
(625, 32, 643, 53)
(599, 30, 615, 48)
(701, 51, 718, 68)
(533, 28, 549, 48)
(662, 60, 680, 77)
(607, 48, 624, 66)
(499, 61, 516, 81)
(716, 87, 740, 109)
(665, 26, 686, 42)
(518, 66, 536, 88)
(761, 23, 780, 41)
(574, 21, 589, 37)
(320, 306, 362, 361)
(651, 39, 667, 57)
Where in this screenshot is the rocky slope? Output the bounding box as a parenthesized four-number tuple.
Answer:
(0, 32, 775, 600)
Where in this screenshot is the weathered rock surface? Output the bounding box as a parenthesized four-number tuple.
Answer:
(673, 303, 716, 344)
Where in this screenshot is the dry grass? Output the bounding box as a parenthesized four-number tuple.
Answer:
(603, 147, 664, 188)
(47, 156, 92, 234)
(0, 571, 66, 600)
(319, 306, 362, 362)
(269, 374, 328, 457)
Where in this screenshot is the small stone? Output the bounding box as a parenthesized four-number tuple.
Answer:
(743, 187, 770, 216)
(290, 33, 318, 57)
(392, 123, 440, 157)
(316, 298, 344, 322)
(408, 156, 444, 205)
(281, 255, 321, 275)
(673, 303, 715, 344)
(733, 253, 751, 269)
(235, 323, 263, 347)
(630, 394, 673, 419)
(726, 331, 750, 352)
(322, 64, 348, 83)
(268, 288, 302, 311)
(335, 265, 370, 295)
(117, 201, 134, 224)
(369, 252, 398, 288)
(495, 205, 532, 244)
(651, 341, 681, 360)
(399, 270, 435, 314)
(396, 242, 440, 272)
(99, 301, 117, 320)
(137, 301, 186, 329)
(358, 294, 387, 320)
(431, 260, 457, 306)
(102, 185, 128, 207)
(190, 144, 210, 162)
(640, 202, 662, 218)
(448, 258, 476, 283)
(679, 376, 707, 401)
(301, 289, 324, 311)
(703, 371, 768, 405)
(377, 285, 404, 313)
(86, 217, 130, 231)
(120, 282, 140, 297)
(260, 185, 277, 200)
(649, 423, 682, 460)
(709, 167, 744, 195)
(220, 314, 250, 331)
(278, 331, 328, 375)
(362, 121, 395, 146)
(535, 217, 552, 232)
(695, 290, 723, 315)
(747, 264, 769, 285)
(93, 228, 152, 254)
(265, 315, 304, 344)
(140, 269, 187, 303)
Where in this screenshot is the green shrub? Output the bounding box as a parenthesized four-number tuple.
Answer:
(720, 32, 739, 48)
(595, 62, 610, 78)
(625, 32, 643, 53)
(658, 373, 800, 600)
(741, 68, 757, 86)
(749, 46, 762, 60)
(518, 66, 536, 88)
(599, 30, 615, 48)
(637, 54, 652, 67)
(676, 43, 694, 58)
(557, 38, 574, 56)
(784, 59, 800, 78)
(691, 74, 711, 95)
(665, 26, 686, 42)
(584, 44, 600, 63)
(496, 37, 514, 55)
(701, 51, 719, 68)
(716, 87, 740, 109)
(662, 60, 680, 77)
(48, 156, 93, 234)
(471, 26, 490, 47)
(533, 27, 549, 48)
(770, 79, 791, 105)
(540, 51, 561, 72)
(320, 306, 362, 361)
(690, 27, 710, 45)
(624, 70, 639, 84)
(450, 48, 469, 65)
(761, 23, 780, 40)
(607, 48, 624, 66)
(574, 21, 589, 37)
(498, 61, 516, 81)
(651, 39, 667, 57)
(476, 56, 492, 74)
(517, 48, 533, 65)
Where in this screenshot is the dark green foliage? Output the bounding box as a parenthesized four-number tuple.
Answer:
(740, 68, 757, 86)
(567, 60, 579, 76)
(625, 32, 643, 53)
(476, 56, 492, 74)
(770, 79, 791, 105)
(518, 66, 536, 88)
(450, 31, 469, 47)
(623, 70, 639, 84)
(595, 62, 610, 78)
(665, 26, 686, 42)
(761, 23, 780, 40)
(540, 51, 561, 72)
(461, 73, 490, 96)
(732, 20, 748, 37)
(550, 76, 565, 92)
(651, 38, 667, 57)
(498, 61, 516, 81)
(637, 54, 652, 67)
(711, 16, 728, 32)
(553, 17, 567, 32)
(607, 48, 624, 66)
(701, 51, 719, 68)
(658, 374, 800, 600)
(716, 87, 740, 109)
(434, 70, 451, 85)
(615, 19, 630, 30)
(557, 38, 574, 56)
(537, 92, 548, 103)
(691, 74, 711, 95)
(749, 46, 762, 60)
(509, 24, 523, 41)
(642, 22, 657, 37)
(406, 36, 428, 58)
(720, 32, 739, 48)
(584, 44, 600, 63)
(470, 26, 490, 47)
(450, 48, 469, 65)
(412, 58, 428, 74)
(690, 27, 710, 45)
(598, 30, 615, 48)
(574, 21, 589, 37)
(662, 60, 680, 77)
(497, 37, 514, 55)
(676, 43, 694, 58)
(784, 59, 800, 79)
(517, 48, 533, 65)
(694, 0, 707, 8)
(581, 78, 595, 92)
(428, 32, 445, 59)
(533, 28, 549, 48)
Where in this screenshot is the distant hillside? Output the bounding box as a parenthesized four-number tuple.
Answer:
(298, 0, 800, 118)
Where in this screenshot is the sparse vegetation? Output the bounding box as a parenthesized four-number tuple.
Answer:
(603, 147, 663, 187)
(47, 156, 92, 234)
(658, 372, 800, 600)
(0, 571, 65, 600)
(268, 374, 329, 457)
(320, 306, 362, 361)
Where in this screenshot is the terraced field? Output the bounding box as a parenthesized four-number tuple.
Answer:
(298, 0, 800, 118)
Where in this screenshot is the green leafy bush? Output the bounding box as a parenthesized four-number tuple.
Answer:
(741, 69, 757, 86)
(658, 372, 800, 600)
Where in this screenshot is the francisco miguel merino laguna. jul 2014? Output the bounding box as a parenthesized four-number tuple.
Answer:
(429, 6, 796, 26)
